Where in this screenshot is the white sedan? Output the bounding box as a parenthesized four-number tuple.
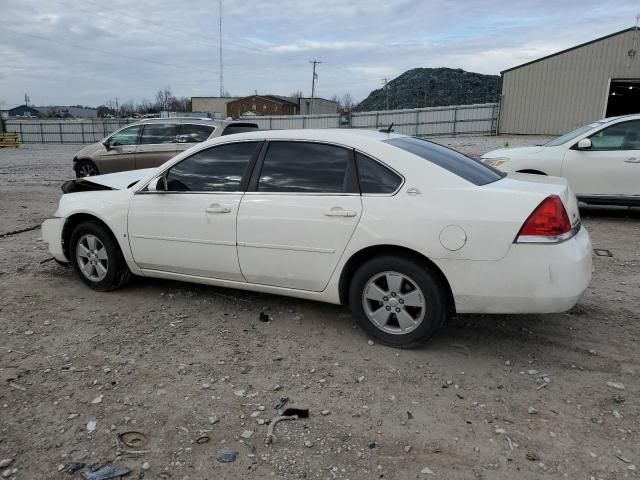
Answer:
(42, 129, 592, 347)
(482, 114, 640, 206)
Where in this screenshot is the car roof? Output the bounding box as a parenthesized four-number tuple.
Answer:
(601, 113, 640, 122)
(138, 117, 227, 125)
(208, 128, 407, 144)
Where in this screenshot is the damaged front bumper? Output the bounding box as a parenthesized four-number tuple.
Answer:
(41, 217, 68, 263)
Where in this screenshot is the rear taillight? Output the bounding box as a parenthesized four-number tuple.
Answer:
(515, 195, 574, 243)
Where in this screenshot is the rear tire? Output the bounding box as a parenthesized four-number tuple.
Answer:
(69, 221, 131, 291)
(75, 160, 99, 178)
(348, 255, 446, 348)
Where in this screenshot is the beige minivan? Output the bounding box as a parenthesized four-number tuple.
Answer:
(73, 118, 259, 177)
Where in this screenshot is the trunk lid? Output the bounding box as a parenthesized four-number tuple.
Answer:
(493, 173, 580, 228)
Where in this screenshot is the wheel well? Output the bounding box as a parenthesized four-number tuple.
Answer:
(338, 245, 456, 315)
(516, 169, 547, 175)
(61, 213, 116, 260)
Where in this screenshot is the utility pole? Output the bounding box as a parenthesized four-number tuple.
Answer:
(381, 78, 390, 110)
(219, 0, 224, 97)
(309, 60, 321, 115)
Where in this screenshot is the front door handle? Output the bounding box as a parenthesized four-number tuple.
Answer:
(205, 204, 231, 214)
(624, 158, 640, 163)
(324, 207, 357, 217)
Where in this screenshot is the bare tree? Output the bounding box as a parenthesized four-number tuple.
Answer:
(137, 98, 155, 114)
(289, 90, 304, 101)
(105, 99, 118, 115)
(341, 93, 356, 110)
(120, 100, 135, 117)
(155, 86, 173, 111)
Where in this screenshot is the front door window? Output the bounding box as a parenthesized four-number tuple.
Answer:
(109, 125, 141, 146)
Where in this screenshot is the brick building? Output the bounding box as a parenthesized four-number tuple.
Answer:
(227, 95, 298, 118)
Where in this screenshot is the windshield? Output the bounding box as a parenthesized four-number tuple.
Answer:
(544, 122, 605, 147)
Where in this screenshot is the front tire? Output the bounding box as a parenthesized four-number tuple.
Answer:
(75, 160, 99, 178)
(69, 221, 131, 291)
(348, 256, 446, 348)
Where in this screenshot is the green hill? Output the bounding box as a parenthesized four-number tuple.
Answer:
(355, 67, 501, 111)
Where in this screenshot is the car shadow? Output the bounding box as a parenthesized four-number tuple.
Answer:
(579, 204, 640, 220)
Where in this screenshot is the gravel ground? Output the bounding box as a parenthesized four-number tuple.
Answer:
(0, 136, 639, 480)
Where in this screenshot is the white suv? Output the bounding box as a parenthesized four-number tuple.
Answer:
(482, 115, 640, 206)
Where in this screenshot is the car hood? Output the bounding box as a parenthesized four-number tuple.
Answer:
(75, 142, 102, 158)
(482, 146, 547, 159)
(61, 168, 156, 193)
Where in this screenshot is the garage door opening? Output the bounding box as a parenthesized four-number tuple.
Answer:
(605, 80, 640, 117)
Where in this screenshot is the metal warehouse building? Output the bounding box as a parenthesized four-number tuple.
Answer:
(499, 27, 640, 135)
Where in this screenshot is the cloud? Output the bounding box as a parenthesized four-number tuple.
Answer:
(268, 40, 376, 53)
(0, 0, 636, 105)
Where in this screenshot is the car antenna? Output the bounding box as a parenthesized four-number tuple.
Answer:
(379, 122, 394, 133)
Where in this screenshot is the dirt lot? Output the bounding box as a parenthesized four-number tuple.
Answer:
(1, 137, 639, 480)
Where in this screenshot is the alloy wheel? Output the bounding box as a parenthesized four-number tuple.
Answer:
(76, 234, 109, 282)
(362, 271, 426, 335)
(78, 163, 97, 177)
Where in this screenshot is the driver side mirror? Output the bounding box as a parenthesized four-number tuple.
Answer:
(102, 139, 112, 151)
(147, 176, 168, 192)
(577, 138, 592, 150)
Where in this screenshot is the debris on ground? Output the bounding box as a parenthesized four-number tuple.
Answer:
(526, 452, 540, 461)
(259, 312, 271, 322)
(81, 464, 131, 480)
(606, 381, 625, 390)
(118, 431, 147, 449)
(62, 462, 85, 474)
(274, 396, 289, 410)
(265, 411, 304, 445)
(216, 450, 238, 463)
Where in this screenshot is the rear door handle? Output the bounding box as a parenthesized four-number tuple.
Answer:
(205, 204, 231, 214)
(624, 158, 640, 163)
(324, 207, 357, 217)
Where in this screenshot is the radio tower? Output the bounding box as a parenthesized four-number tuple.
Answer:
(219, 0, 224, 97)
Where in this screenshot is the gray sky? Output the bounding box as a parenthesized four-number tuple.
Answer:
(0, 0, 637, 107)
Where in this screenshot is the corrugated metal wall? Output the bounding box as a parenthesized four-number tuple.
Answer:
(5, 103, 498, 144)
(499, 29, 640, 135)
(5, 120, 131, 144)
(245, 103, 498, 137)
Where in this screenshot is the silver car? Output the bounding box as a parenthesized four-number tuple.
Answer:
(73, 118, 259, 177)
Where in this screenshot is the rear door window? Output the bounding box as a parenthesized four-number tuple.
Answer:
(178, 124, 215, 143)
(384, 137, 504, 186)
(356, 152, 402, 194)
(140, 123, 179, 144)
(257, 141, 356, 193)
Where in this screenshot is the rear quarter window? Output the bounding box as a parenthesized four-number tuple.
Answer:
(384, 137, 505, 186)
(356, 152, 402, 194)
